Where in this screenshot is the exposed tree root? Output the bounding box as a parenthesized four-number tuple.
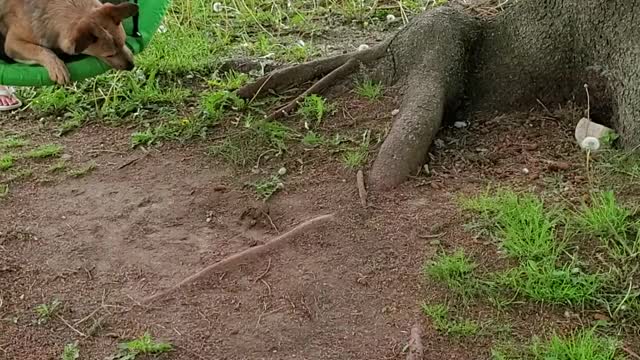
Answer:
(406, 323, 424, 360)
(356, 170, 368, 207)
(142, 213, 335, 304)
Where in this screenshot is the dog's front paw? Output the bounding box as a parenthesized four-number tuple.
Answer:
(45, 59, 71, 85)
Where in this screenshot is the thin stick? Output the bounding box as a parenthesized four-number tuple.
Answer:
(254, 258, 272, 283)
(268, 58, 359, 120)
(623, 346, 640, 360)
(142, 213, 335, 304)
(406, 323, 424, 360)
(56, 315, 87, 338)
(356, 170, 368, 207)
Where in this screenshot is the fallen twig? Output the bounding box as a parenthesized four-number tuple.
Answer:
(142, 213, 335, 304)
(623, 346, 640, 360)
(56, 314, 87, 338)
(406, 323, 424, 360)
(356, 170, 368, 207)
(254, 258, 272, 283)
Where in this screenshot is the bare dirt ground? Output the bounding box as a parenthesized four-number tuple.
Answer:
(1, 88, 611, 359)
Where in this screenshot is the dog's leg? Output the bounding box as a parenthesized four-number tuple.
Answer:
(5, 34, 70, 84)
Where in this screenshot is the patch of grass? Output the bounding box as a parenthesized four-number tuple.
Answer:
(574, 191, 639, 259)
(0, 184, 8, 198)
(34, 299, 61, 325)
(497, 261, 604, 305)
(0, 136, 29, 149)
(424, 249, 477, 296)
(530, 328, 623, 360)
(48, 161, 67, 173)
(461, 190, 561, 262)
(355, 79, 383, 100)
(249, 174, 284, 201)
(302, 131, 324, 147)
(61, 342, 80, 360)
(0, 153, 15, 171)
(68, 162, 96, 178)
(26, 144, 63, 159)
(297, 95, 334, 127)
(342, 147, 368, 169)
(421, 303, 479, 337)
(208, 70, 250, 90)
(110, 332, 173, 360)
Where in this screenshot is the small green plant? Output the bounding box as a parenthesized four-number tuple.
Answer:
(530, 327, 622, 360)
(355, 79, 383, 100)
(131, 129, 156, 148)
(61, 342, 80, 360)
(297, 95, 334, 127)
(0, 184, 8, 198)
(424, 249, 477, 296)
(0, 153, 15, 171)
(200, 90, 245, 119)
(421, 303, 479, 337)
(342, 148, 368, 169)
(249, 175, 284, 201)
(302, 131, 324, 147)
(34, 299, 62, 325)
(576, 191, 633, 240)
(208, 70, 250, 90)
(26, 144, 63, 159)
(0, 136, 28, 149)
(48, 161, 67, 173)
(109, 332, 173, 360)
(68, 162, 97, 178)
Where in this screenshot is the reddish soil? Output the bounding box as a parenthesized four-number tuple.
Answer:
(0, 95, 618, 359)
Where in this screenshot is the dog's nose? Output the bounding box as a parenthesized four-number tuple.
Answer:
(125, 61, 135, 71)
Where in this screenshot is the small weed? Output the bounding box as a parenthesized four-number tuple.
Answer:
(200, 90, 245, 119)
(0, 184, 8, 198)
(131, 129, 156, 148)
(0, 153, 15, 171)
(421, 303, 479, 337)
(297, 95, 334, 127)
(26, 144, 63, 159)
(61, 342, 80, 360)
(302, 131, 324, 147)
(249, 175, 284, 201)
(48, 161, 67, 173)
(34, 299, 62, 325)
(208, 70, 250, 90)
(355, 79, 383, 100)
(57, 118, 83, 136)
(342, 148, 368, 169)
(109, 332, 173, 360)
(424, 249, 477, 296)
(68, 162, 96, 178)
(530, 327, 622, 360)
(0, 136, 28, 149)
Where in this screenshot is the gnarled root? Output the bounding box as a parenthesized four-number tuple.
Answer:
(237, 7, 479, 190)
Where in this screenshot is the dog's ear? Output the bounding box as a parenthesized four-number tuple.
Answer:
(103, 3, 139, 24)
(71, 22, 98, 53)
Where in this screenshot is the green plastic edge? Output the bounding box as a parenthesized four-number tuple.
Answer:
(0, 0, 172, 87)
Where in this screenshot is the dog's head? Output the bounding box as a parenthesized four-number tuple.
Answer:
(70, 2, 139, 70)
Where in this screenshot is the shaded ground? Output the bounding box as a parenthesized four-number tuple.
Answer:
(4, 90, 632, 359)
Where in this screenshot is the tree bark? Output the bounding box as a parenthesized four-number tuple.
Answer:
(237, 0, 640, 190)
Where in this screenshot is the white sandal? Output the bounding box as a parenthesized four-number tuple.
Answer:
(0, 86, 22, 111)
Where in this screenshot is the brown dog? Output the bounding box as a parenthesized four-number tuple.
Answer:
(0, 0, 138, 84)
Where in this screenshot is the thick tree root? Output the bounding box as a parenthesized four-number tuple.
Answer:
(142, 213, 335, 304)
(406, 323, 424, 360)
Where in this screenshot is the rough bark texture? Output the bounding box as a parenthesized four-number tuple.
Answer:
(238, 0, 640, 190)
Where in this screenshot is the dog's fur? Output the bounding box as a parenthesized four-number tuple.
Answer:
(0, 0, 138, 84)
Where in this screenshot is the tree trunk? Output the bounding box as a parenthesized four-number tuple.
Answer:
(237, 0, 640, 190)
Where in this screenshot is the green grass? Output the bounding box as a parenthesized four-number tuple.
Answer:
(0, 184, 8, 198)
(110, 332, 173, 360)
(0, 136, 29, 149)
(26, 144, 63, 159)
(462, 189, 561, 262)
(249, 174, 284, 201)
(424, 249, 477, 296)
(297, 95, 334, 128)
(0, 153, 15, 171)
(355, 79, 383, 100)
(61, 342, 80, 360)
(34, 299, 62, 325)
(421, 303, 480, 337)
(68, 162, 97, 178)
(530, 328, 623, 360)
